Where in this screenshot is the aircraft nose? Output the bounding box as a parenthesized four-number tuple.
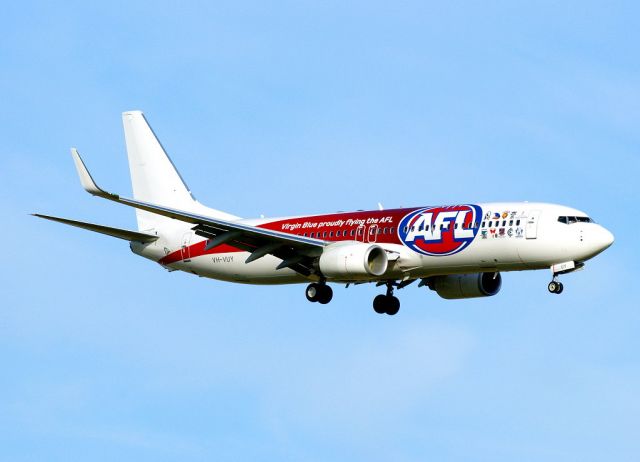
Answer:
(595, 225, 614, 252)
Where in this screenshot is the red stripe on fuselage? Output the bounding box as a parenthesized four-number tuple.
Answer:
(158, 242, 243, 265)
(157, 207, 418, 265)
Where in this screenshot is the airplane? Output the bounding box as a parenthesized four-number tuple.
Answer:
(34, 111, 615, 315)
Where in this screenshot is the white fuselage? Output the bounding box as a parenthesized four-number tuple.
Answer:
(130, 202, 614, 285)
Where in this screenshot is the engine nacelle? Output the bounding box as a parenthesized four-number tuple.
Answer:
(318, 242, 388, 279)
(429, 272, 502, 299)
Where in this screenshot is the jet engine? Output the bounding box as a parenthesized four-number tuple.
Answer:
(318, 242, 388, 279)
(428, 272, 502, 299)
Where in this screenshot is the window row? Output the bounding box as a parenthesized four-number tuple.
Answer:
(483, 219, 521, 228)
(302, 227, 397, 239)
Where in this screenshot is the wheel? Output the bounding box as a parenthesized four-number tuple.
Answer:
(386, 296, 400, 316)
(548, 281, 558, 294)
(555, 282, 564, 294)
(317, 284, 333, 304)
(373, 294, 387, 314)
(306, 283, 320, 302)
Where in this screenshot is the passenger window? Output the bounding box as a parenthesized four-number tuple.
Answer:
(323, 232, 327, 238)
(310, 232, 315, 238)
(509, 220, 513, 226)
(391, 227, 395, 233)
(489, 221, 493, 227)
(329, 231, 333, 237)
(516, 220, 520, 226)
(502, 220, 506, 226)
(482, 221, 486, 227)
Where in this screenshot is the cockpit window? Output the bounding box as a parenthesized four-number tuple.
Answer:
(558, 216, 594, 224)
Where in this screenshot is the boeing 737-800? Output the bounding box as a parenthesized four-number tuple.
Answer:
(35, 111, 614, 315)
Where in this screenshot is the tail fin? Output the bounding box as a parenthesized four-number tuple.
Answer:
(122, 111, 238, 230)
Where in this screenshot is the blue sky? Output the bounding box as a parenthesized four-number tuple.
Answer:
(1, 1, 639, 461)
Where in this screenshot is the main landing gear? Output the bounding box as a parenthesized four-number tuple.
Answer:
(548, 278, 564, 294)
(373, 282, 400, 316)
(305, 280, 405, 315)
(305, 282, 333, 304)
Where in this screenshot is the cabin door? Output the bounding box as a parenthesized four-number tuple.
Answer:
(181, 232, 192, 261)
(525, 210, 541, 239)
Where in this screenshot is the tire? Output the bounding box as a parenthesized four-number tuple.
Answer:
(373, 294, 387, 314)
(548, 281, 558, 294)
(386, 296, 400, 316)
(318, 285, 333, 304)
(555, 282, 564, 294)
(306, 283, 320, 302)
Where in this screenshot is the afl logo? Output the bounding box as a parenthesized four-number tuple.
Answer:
(398, 204, 482, 256)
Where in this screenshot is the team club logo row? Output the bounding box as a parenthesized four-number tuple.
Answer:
(398, 205, 483, 256)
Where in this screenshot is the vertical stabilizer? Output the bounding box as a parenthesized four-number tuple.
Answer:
(122, 111, 237, 230)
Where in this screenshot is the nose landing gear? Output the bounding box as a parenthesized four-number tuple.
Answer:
(373, 283, 400, 315)
(305, 282, 333, 304)
(547, 261, 584, 295)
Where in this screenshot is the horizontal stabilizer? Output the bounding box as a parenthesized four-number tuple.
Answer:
(33, 214, 158, 243)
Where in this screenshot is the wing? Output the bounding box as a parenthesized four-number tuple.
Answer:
(71, 149, 326, 275)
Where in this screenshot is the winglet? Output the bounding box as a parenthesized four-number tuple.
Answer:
(71, 148, 116, 199)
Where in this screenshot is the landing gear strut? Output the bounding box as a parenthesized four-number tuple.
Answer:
(548, 278, 564, 294)
(373, 282, 400, 316)
(306, 282, 333, 304)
